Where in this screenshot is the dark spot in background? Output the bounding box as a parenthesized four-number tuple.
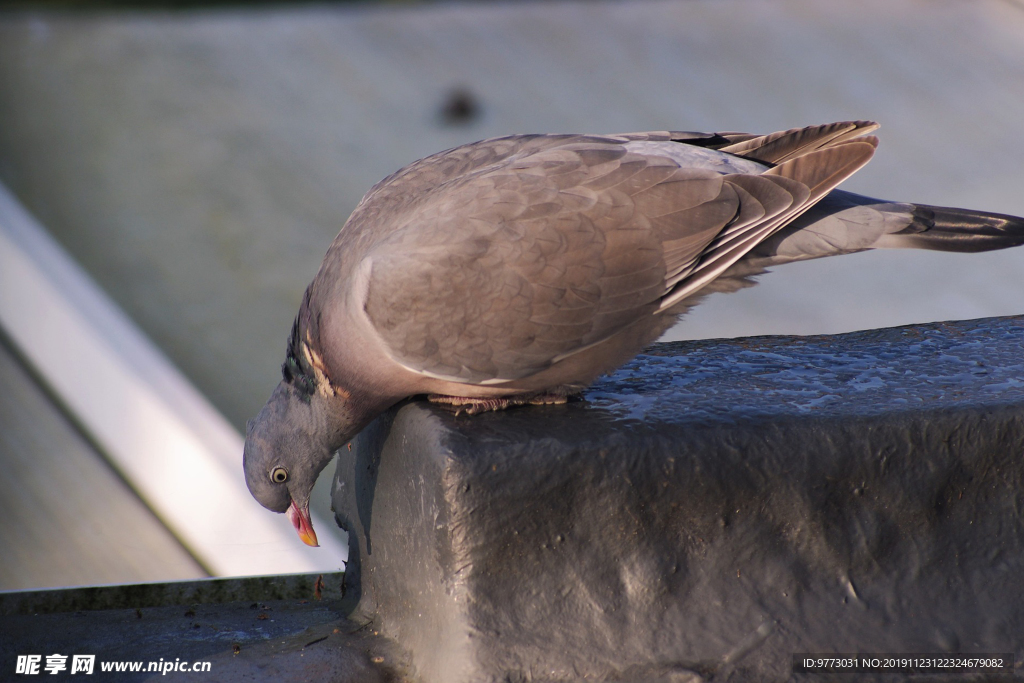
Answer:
(439, 87, 481, 126)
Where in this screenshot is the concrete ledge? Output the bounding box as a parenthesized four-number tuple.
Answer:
(333, 316, 1024, 683)
(0, 573, 407, 683)
(0, 572, 343, 617)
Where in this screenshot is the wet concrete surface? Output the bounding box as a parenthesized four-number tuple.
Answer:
(591, 314, 1024, 422)
(335, 315, 1024, 683)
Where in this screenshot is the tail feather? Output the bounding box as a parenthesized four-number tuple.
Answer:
(743, 189, 1024, 268)
(877, 204, 1024, 253)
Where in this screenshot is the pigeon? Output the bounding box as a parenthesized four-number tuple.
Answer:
(243, 121, 1024, 546)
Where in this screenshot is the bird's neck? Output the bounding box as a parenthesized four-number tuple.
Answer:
(311, 385, 381, 457)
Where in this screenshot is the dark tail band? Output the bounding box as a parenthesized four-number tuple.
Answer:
(889, 204, 1024, 253)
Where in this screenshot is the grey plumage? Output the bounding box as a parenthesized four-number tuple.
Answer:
(243, 121, 1024, 545)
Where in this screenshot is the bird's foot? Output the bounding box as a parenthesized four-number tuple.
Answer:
(427, 390, 578, 416)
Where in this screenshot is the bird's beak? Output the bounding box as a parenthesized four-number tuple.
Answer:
(286, 499, 319, 547)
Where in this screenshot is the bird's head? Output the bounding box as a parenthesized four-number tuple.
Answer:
(246, 291, 384, 546)
(243, 375, 364, 547)
(244, 306, 372, 547)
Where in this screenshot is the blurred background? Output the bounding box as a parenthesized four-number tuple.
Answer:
(1, 0, 1024, 591)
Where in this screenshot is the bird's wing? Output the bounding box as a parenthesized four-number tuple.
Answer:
(359, 126, 877, 384)
(351, 128, 763, 219)
(657, 128, 879, 310)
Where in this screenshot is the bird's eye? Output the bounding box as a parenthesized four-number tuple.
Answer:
(270, 467, 289, 484)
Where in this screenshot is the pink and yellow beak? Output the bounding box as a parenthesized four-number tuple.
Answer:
(286, 499, 319, 547)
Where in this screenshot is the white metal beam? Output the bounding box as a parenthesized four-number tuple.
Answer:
(0, 181, 347, 577)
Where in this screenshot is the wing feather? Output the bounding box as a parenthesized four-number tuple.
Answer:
(719, 120, 880, 163)
(659, 141, 876, 310)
